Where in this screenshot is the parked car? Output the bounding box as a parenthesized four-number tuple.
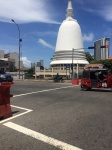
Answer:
(0, 70, 13, 82)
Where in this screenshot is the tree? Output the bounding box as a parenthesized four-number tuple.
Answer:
(27, 67, 35, 74)
(85, 52, 94, 63)
(25, 67, 35, 79)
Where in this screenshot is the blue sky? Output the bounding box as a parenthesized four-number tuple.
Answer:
(0, 0, 112, 68)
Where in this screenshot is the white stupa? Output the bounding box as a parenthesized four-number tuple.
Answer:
(50, 0, 88, 68)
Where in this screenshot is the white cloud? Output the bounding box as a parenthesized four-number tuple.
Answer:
(84, 6, 112, 22)
(99, 4, 112, 21)
(21, 57, 31, 68)
(0, 0, 60, 24)
(82, 33, 94, 42)
(78, 0, 112, 22)
(38, 39, 54, 50)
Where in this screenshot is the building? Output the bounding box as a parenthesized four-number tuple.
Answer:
(0, 58, 15, 71)
(0, 50, 24, 71)
(31, 62, 35, 68)
(0, 50, 4, 58)
(37, 60, 44, 67)
(36, 60, 44, 70)
(4, 52, 23, 70)
(94, 37, 110, 60)
(85, 64, 104, 69)
(40, 60, 44, 67)
(50, 0, 88, 77)
(4, 52, 19, 69)
(107, 56, 112, 60)
(0, 50, 15, 71)
(37, 62, 41, 67)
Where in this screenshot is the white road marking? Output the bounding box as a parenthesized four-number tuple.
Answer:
(11, 105, 32, 111)
(4, 122, 82, 150)
(0, 105, 33, 124)
(13, 85, 76, 97)
(0, 85, 76, 123)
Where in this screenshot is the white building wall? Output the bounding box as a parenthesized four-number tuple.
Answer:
(0, 50, 4, 58)
(9, 52, 19, 69)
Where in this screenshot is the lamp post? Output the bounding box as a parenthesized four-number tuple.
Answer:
(71, 46, 108, 79)
(72, 48, 84, 79)
(11, 19, 22, 79)
(72, 48, 74, 79)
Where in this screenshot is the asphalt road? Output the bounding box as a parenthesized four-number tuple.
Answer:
(0, 80, 112, 150)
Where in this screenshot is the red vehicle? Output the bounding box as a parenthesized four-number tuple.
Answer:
(81, 68, 112, 91)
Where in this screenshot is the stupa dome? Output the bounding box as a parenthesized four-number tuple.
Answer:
(55, 18, 83, 52)
(50, 0, 88, 65)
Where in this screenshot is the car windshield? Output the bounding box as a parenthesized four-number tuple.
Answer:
(0, 70, 5, 74)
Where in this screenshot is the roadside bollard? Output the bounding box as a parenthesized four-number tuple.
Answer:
(72, 79, 79, 85)
(0, 82, 13, 119)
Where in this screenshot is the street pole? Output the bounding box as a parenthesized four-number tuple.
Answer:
(77, 60, 78, 79)
(71, 46, 99, 79)
(72, 48, 74, 79)
(11, 19, 22, 79)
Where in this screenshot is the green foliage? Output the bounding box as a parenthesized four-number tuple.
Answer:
(27, 67, 35, 74)
(25, 67, 35, 79)
(85, 52, 94, 63)
(14, 66, 18, 72)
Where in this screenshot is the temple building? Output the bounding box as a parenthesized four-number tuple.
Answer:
(50, 0, 89, 77)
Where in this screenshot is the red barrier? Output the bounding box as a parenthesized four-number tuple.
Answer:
(72, 79, 79, 85)
(0, 82, 13, 119)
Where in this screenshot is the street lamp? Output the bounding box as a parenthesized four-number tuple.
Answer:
(71, 47, 95, 79)
(11, 19, 22, 79)
(71, 48, 74, 79)
(72, 48, 84, 79)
